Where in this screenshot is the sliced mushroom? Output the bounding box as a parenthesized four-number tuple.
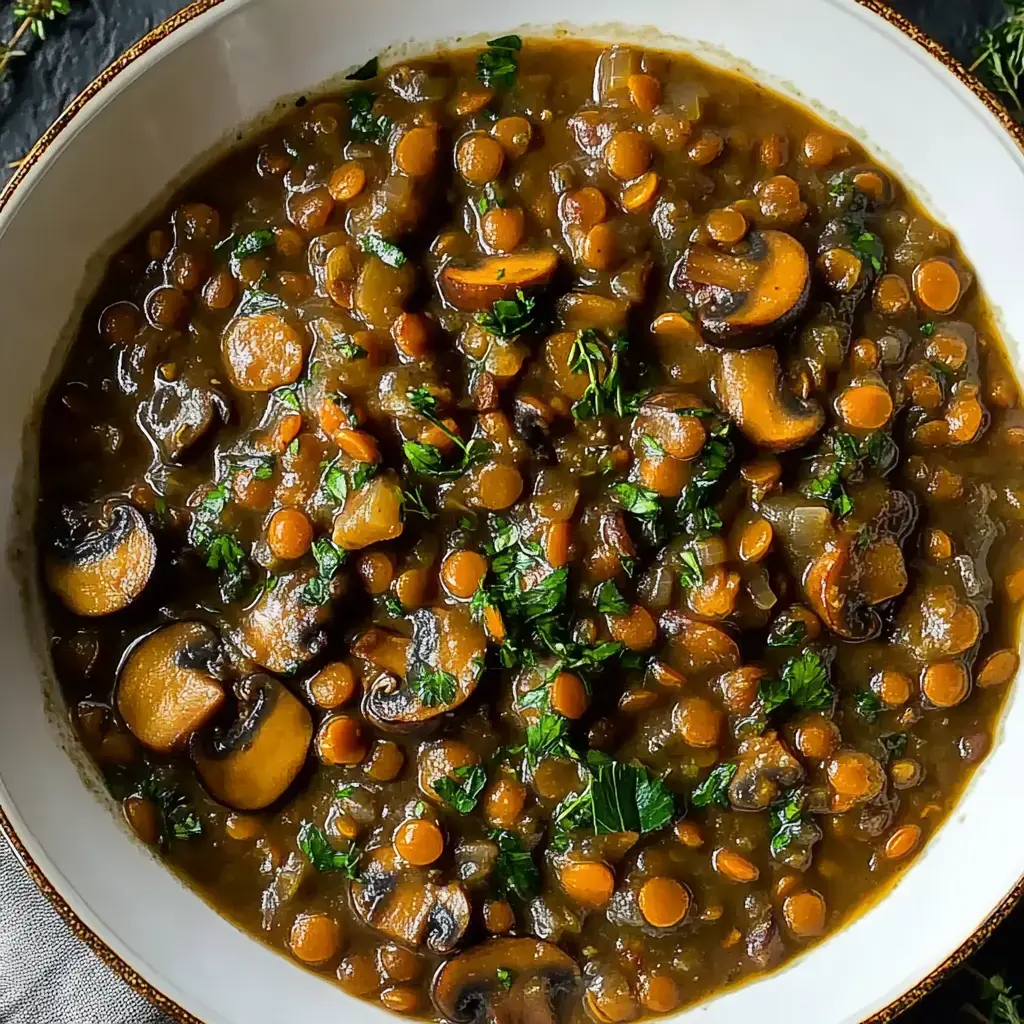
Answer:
(439, 251, 559, 312)
(116, 621, 226, 754)
(140, 376, 225, 462)
(352, 846, 470, 953)
(433, 938, 580, 1024)
(45, 503, 157, 616)
(362, 607, 485, 731)
(582, 962, 640, 1024)
(233, 569, 334, 674)
(729, 731, 804, 811)
(803, 537, 881, 640)
(192, 673, 312, 810)
(672, 229, 810, 344)
(713, 347, 823, 451)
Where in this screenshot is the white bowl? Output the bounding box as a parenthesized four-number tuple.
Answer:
(1, 1, 1022, 1022)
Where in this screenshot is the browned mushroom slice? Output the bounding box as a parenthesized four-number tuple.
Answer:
(728, 731, 805, 811)
(116, 621, 226, 754)
(45, 503, 156, 616)
(713, 347, 824, 451)
(352, 847, 470, 954)
(804, 537, 881, 640)
(439, 251, 559, 312)
(233, 569, 334, 674)
(672, 230, 810, 344)
(192, 673, 312, 810)
(140, 376, 225, 462)
(363, 607, 485, 731)
(433, 938, 580, 1024)
(582, 962, 640, 1024)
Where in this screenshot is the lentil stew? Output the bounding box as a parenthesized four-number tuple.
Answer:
(37, 37, 1024, 1023)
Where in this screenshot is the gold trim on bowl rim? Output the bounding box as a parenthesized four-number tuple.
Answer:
(1, 1, 1022, 1022)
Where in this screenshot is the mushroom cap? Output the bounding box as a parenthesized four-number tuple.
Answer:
(351, 847, 470, 954)
(362, 608, 486, 731)
(116, 621, 226, 754)
(232, 569, 335, 674)
(45, 503, 156, 616)
(432, 938, 580, 1024)
(713, 346, 824, 453)
(672, 230, 811, 347)
(192, 673, 312, 810)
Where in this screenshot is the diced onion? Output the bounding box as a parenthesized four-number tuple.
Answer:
(593, 45, 639, 105)
(746, 567, 777, 611)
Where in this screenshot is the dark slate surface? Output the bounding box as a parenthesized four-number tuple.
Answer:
(0, 1, 1018, 1021)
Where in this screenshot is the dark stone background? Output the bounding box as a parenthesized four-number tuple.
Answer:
(0, 1, 1017, 1021)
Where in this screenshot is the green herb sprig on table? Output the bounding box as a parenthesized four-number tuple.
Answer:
(973, 2, 1024, 114)
(1, 0, 71, 83)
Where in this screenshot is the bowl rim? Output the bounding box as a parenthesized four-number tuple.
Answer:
(2, 1, 1023, 1022)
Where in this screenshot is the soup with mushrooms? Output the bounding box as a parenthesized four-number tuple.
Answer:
(38, 37, 1024, 1023)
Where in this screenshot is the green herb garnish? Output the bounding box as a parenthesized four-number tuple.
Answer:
(403, 386, 490, 479)
(359, 232, 406, 267)
(595, 580, 630, 615)
(298, 822, 361, 878)
(300, 537, 346, 606)
(475, 289, 537, 337)
(691, 762, 737, 809)
(188, 481, 249, 601)
(854, 689, 884, 722)
(759, 650, 834, 714)
(489, 828, 540, 900)
(768, 789, 815, 856)
(348, 90, 392, 142)
(850, 231, 884, 273)
(767, 618, 808, 648)
(434, 765, 487, 814)
(477, 34, 522, 88)
(973, 3, 1024, 113)
(408, 664, 458, 707)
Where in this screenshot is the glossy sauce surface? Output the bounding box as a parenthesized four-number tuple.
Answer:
(37, 39, 1024, 1023)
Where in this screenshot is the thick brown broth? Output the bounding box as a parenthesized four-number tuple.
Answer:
(37, 37, 1024, 1022)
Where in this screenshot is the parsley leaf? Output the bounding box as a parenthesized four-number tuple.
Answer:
(595, 580, 630, 615)
(477, 35, 522, 88)
(333, 335, 368, 360)
(236, 287, 283, 317)
(854, 689, 884, 722)
(401, 486, 435, 520)
(691, 762, 737, 809)
(434, 765, 487, 814)
(403, 387, 490, 479)
(475, 289, 537, 337)
(409, 665, 458, 707)
(767, 618, 808, 648)
(850, 231, 884, 272)
(348, 90, 392, 142)
(301, 537, 346, 606)
(187, 481, 249, 601)
(298, 822, 361, 878)
(880, 732, 909, 760)
(496, 967, 513, 990)
(759, 651, 833, 714)
(920, 320, 936, 337)
(768, 789, 815, 856)
(488, 828, 539, 899)
(228, 228, 275, 276)
(980, 974, 1024, 1024)
(359, 232, 406, 267)
(138, 775, 203, 845)
(677, 548, 703, 589)
(525, 712, 575, 766)
(556, 753, 674, 835)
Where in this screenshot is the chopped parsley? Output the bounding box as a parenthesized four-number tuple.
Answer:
(236, 287, 283, 317)
(920, 320, 936, 337)
(676, 421, 733, 536)
(475, 289, 537, 337)
(567, 329, 647, 420)
(475, 183, 506, 215)
(227, 228, 275, 276)
(525, 712, 576, 766)
(401, 486, 435, 520)
(496, 967, 513, 990)
(611, 480, 663, 545)
(880, 732, 909, 760)
(767, 618, 808, 648)
(854, 689, 884, 722)
(677, 548, 703, 590)
(768, 789, 816, 856)
(300, 537, 346, 606)
(359, 232, 406, 267)
(691, 762, 737, 809)
(488, 828, 540, 900)
(187, 481, 249, 601)
(408, 664, 458, 707)
(348, 90, 392, 142)
(850, 230, 884, 273)
(595, 580, 629, 615)
(805, 429, 894, 518)
(298, 822, 361, 878)
(759, 650, 834, 714)
(403, 386, 490, 479)
(333, 335, 368, 360)
(434, 765, 487, 814)
(477, 34, 522, 88)
(556, 752, 674, 836)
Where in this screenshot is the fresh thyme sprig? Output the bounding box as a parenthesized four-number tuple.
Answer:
(972, 2, 1024, 114)
(1, 0, 71, 81)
